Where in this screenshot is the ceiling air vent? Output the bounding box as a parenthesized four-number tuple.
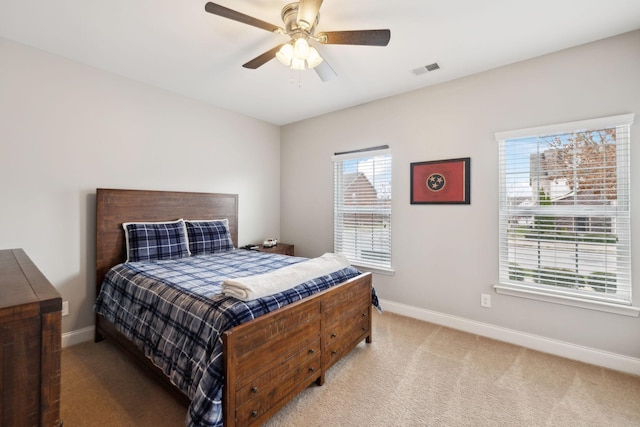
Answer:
(412, 62, 440, 75)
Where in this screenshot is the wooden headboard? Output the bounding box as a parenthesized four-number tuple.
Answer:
(95, 188, 239, 296)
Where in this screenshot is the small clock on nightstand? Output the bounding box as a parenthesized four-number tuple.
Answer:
(257, 243, 294, 256)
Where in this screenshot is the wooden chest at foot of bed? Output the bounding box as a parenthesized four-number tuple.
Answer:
(224, 299, 323, 426)
(322, 277, 372, 370)
(222, 273, 372, 427)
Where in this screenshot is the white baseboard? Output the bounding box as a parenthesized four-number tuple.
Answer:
(62, 326, 94, 348)
(62, 301, 640, 376)
(380, 298, 640, 377)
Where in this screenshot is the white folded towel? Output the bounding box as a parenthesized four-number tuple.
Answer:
(222, 252, 350, 301)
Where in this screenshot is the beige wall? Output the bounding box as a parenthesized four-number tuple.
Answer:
(0, 38, 281, 335)
(281, 30, 640, 364)
(2, 28, 639, 372)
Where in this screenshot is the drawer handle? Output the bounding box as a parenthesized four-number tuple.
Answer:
(362, 327, 367, 331)
(331, 350, 337, 355)
(251, 410, 258, 418)
(308, 348, 315, 354)
(362, 312, 367, 317)
(251, 386, 258, 394)
(331, 333, 337, 338)
(309, 367, 315, 372)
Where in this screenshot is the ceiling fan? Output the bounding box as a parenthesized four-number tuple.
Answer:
(204, 1, 391, 82)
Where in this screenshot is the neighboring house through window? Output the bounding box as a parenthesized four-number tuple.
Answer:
(495, 114, 637, 316)
(333, 146, 392, 272)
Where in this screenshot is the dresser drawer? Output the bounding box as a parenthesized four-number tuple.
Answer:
(235, 339, 321, 408)
(229, 300, 321, 388)
(257, 243, 294, 256)
(235, 339, 321, 407)
(322, 280, 370, 325)
(323, 315, 370, 367)
(323, 293, 370, 328)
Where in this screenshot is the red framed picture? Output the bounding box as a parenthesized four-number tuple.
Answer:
(410, 157, 470, 204)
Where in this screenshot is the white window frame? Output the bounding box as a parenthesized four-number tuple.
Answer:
(495, 114, 638, 317)
(333, 146, 393, 274)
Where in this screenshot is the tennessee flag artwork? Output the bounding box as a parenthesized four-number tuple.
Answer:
(410, 157, 470, 204)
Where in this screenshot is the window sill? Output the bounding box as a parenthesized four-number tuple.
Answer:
(352, 263, 395, 276)
(494, 284, 640, 317)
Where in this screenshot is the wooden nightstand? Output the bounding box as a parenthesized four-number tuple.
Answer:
(257, 243, 294, 256)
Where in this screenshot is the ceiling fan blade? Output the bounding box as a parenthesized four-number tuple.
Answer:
(297, 0, 323, 30)
(318, 29, 391, 46)
(242, 45, 284, 69)
(314, 59, 337, 82)
(205, 2, 281, 33)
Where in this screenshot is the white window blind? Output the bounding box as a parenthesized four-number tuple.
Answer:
(496, 114, 633, 307)
(333, 147, 392, 270)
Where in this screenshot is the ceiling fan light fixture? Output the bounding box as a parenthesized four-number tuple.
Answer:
(276, 38, 322, 70)
(306, 46, 323, 68)
(293, 38, 310, 59)
(290, 57, 306, 70)
(276, 43, 294, 66)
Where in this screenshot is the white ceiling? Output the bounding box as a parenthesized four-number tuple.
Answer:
(2, 0, 640, 125)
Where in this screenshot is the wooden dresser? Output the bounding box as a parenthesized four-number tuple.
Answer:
(0, 249, 62, 427)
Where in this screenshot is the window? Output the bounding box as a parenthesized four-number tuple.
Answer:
(496, 114, 636, 315)
(333, 146, 392, 271)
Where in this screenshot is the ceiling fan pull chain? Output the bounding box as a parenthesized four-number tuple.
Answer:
(288, 69, 303, 88)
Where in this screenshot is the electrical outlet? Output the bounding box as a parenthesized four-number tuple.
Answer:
(480, 293, 491, 308)
(62, 300, 69, 316)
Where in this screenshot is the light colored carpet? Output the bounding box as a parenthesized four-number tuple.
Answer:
(61, 312, 640, 426)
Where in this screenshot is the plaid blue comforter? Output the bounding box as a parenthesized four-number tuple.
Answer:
(94, 249, 366, 427)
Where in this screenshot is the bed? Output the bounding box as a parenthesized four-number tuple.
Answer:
(94, 188, 375, 427)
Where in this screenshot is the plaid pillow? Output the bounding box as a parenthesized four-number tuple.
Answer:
(123, 219, 190, 262)
(185, 219, 235, 255)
